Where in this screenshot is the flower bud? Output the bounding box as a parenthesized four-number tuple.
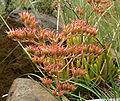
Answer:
(31, 56, 38, 64)
(57, 84, 62, 92)
(62, 84, 68, 90)
(58, 90, 64, 98)
(51, 90, 57, 96)
(40, 78, 52, 87)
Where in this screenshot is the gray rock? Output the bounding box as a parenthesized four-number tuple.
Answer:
(37, 13, 62, 31)
(0, 8, 62, 101)
(7, 78, 58, 101)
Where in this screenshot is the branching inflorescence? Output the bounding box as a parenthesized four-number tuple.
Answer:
(6, 12, 104, 98)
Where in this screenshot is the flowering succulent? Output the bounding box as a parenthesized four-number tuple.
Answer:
(86, 0, 115, 17)
(6, 12, 104, 98)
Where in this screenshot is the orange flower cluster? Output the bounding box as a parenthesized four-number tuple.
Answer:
(40, 78, 52, 88)
(68, 43, 104, 58)
(44, 64, 58, 75)
(76, 8, 83, 16)
(43, 61, 64, 75)
(19, 12, 39, 29)
(89, 44, 104, 55)
(72, 68, 88, 78)
(31, 55, 45, 64)
(7, 28, 27, 40)
(87, 0, 116, 16)
(51, 83, 77, 98)
(7, 27, 37, 42)
(62, 19, 98, 37)
(26, 45, 41, 56)
(39, 45, 68, 58)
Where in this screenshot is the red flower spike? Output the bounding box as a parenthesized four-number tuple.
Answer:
(62, 25, 70, 36)
(89, 45, 94, 53)
(30, 20, 39, 29)
(71, 85, 77, 92)
(70, 23, 77, 34)
(68, 19, 98, 37)
(41, 45, 68, 58)
(34, 47, 41, 56)
(95, 48, 104, 55)
(72, 68, 87, 78)
(44, 65, 51, 73)
(40, 78, 52, 87)
(44, 30, 53, 38)
(68, 84, 73, 90)
(14, 29, 19, 38)
(37, 27, 46, 42)
(37, 56, 44, 64)
(31, 56, 38, 64)
(28, 14, 34, 21)
(57, 84, 62, 92)
(27, 28, 36, 39)
(72, 45, 84, 56)
(19, 12, 29, 22)
(76, 8, 83, 15)
(62, 84, 68, 90)
(82, 43, 89, 52)
(19, 12, 39, 29)
(88, 44, 104, 55)
(26, 45, 34, 52)
(58, 90, 64, 98)
(50, 68, 56, 75)
(92, 28, 98, 36)
(16, 28, 26, 40)
(51, 90, 57, 96)
(6, 30, 14, 39)
(24, 18, 32, 26)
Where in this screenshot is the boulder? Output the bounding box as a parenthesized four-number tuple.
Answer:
(7, 78, 58, 101)
(0, 8, 32, 101)
(0, 8, 62, 101)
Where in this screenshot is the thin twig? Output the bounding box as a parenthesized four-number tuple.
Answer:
(64, 0, 80, 19)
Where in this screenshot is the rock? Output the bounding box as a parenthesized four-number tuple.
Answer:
(0, 8, 62, 101)
(0, 8, 33, 101)
(37, 13, 62, 31)
(7, 78, 58, 101)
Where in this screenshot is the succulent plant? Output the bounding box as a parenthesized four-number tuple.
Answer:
(6, 11, 104, 98)
(65, 36, 119, 88)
